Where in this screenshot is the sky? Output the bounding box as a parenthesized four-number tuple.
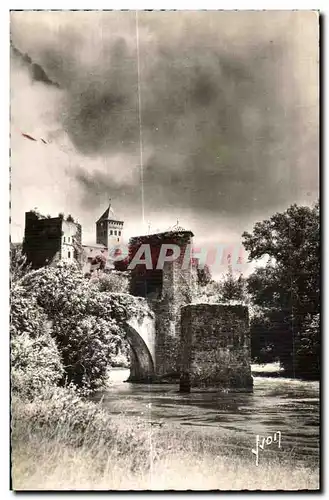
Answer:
(10, 10, 319, 277)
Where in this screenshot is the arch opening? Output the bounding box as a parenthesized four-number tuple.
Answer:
(123, 322, 155, 382)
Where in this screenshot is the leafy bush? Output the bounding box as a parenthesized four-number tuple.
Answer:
(91, 271, 129, 293)
(51, 315, 122, 390)
(11, 331, 64, 400)
(10, 284, 64, 399)
(14, 262, 150, 392)
(10, 243, 32, 285)
(193, 281, 221, 303)
(10, 284, 47, 338)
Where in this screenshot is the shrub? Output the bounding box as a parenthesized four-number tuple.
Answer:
(10, 244, 32, 285)
(10, 284, 47, 338)
(11, 328, 63, 400)
(91, 271, 129, 293)
(52, 315, 122, 391)
(14, 262, 151, 392)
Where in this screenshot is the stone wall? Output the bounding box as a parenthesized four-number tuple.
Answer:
(180, 303, 253, 392)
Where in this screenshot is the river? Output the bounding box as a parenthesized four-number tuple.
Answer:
(94, 368, 319, 463)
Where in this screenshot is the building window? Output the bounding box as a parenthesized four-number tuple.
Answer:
(110, 230, 113, 235)
(119, 231, 121, 236)
(114, 230, 117, 236)
(63, 236, 66, 243)
(117, 238, 119, 242)
(68, 251, 71, 259)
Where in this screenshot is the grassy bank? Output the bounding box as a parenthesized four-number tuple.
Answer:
(11, 390, 319, 491)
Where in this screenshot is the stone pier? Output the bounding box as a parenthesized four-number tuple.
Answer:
(179, 303, 253, 392)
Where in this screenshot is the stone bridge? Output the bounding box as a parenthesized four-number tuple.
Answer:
(120, 229, 253, 393)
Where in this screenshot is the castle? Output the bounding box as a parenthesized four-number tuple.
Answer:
(22, 200, 124, 272)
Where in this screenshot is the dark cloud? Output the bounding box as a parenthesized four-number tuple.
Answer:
(10, 11, 319, 230)
(74, 166, 139, 209)
(11, 42, 60, 88)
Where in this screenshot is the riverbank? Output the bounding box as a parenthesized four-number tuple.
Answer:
(11, 389, 319, 491)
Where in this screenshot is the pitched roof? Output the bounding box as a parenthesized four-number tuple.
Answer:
(97, 202, 123, 223)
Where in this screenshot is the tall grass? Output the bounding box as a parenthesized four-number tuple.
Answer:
(11, 389, 319, 491)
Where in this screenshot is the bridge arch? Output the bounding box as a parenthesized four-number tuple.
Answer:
(122, 315, 156, 382)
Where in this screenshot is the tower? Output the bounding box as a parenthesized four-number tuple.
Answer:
(96, 200, 124, 252)
(23, 211, 81, 269)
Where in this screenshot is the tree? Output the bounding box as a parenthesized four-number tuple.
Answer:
(242, 201, 320, 378)
(295, 313, 320, 380)
(219, 264, 247, 303)
(196, 264, 212, 287)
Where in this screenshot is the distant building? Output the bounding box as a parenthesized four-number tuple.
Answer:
(23, 211, 82, 269)
(83, 201, 125, 274)
(95, 201, 124, 250)
(22, 201, 124, 273)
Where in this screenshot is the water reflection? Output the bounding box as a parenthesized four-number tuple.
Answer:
(94, 369, 319, 460)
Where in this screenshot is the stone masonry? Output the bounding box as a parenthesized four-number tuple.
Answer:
(179, 303, 253, 392)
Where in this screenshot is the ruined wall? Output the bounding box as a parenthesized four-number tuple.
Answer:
(180, 303, 253, 392)
(23, 212, 82, 269)
(23, 212, 62, 268)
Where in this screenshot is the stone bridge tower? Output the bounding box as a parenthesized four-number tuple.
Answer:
(128, 229, 195, 380)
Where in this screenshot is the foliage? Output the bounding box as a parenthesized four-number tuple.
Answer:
(51, 315, 122, 390)
(218, 265, 247, 303)
(193, 265, 247, 305)
(11, 331, 64, 400)
(10, 284, 64, 399)
(242, 202, 320, 378)
(196, 264, 212, 287)
(10, 243, 32, 285)
(16, 262, 150, 392)
(91, 271, 129, 293)
(10, 283, 47, 338)
(193, 280, 221, 304)
(249, 309, 278, 363)
(295, 313, 320, 380)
